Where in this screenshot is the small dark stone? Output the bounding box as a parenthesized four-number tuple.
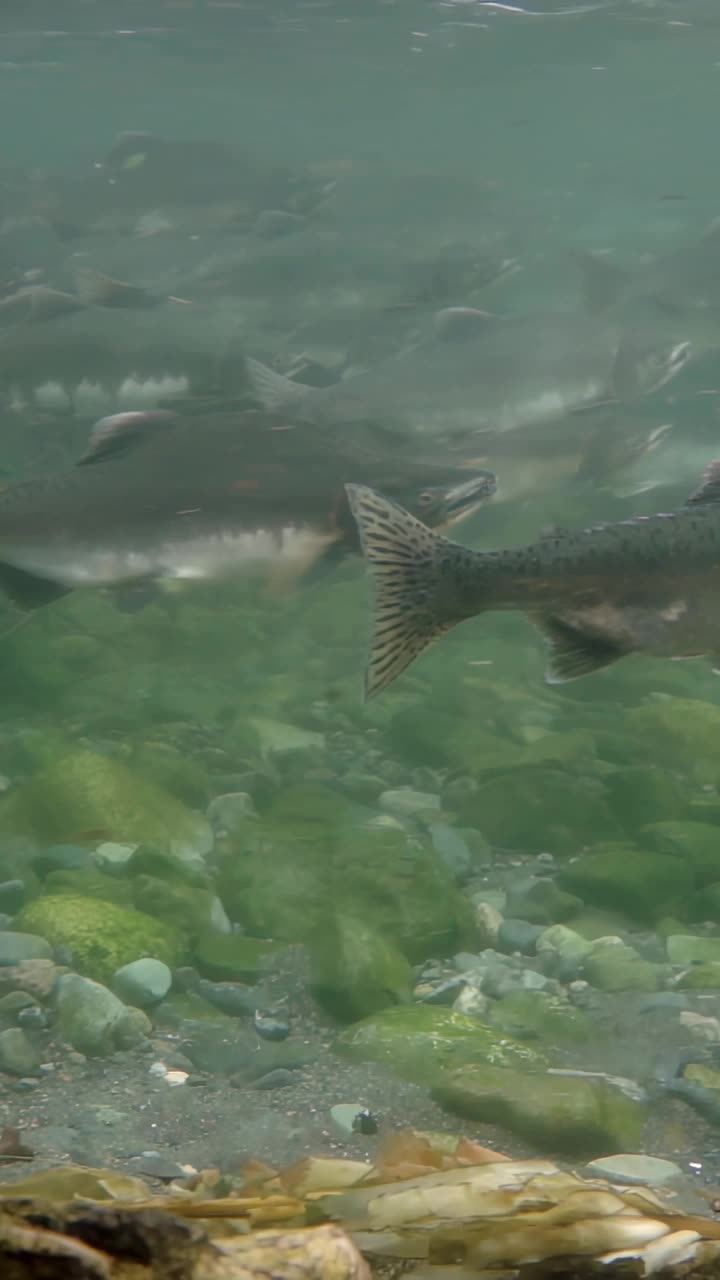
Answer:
(129, 1152, 188, 1181)
(352, 1108, 379, 1135)
(16, 1005, 46, 1030)
(33, 845, 91, 878)
(174, 966, 200, 993)
(196, 979, 258, 1017)
(254, 1009, 290, 1041)
(497, 919, 545, 956)
(416, 975, 467, 1005)
(251, 1068, 298, 1090)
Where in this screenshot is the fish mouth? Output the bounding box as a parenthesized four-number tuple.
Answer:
(442, 470, 497, 528)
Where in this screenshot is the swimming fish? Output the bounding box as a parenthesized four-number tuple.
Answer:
(0, 408, 496, 611)
(247, 308, 691, 439)
(346, 463, 720, 697)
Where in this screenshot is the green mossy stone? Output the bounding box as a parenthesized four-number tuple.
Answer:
(687, 881, 720, 924)
(486, 992, 592, 1044)
(42, 870, 134, 906)
(604, 768, 685, 833)
(666, 935, 720, 966)
(675, 962, 720, 990)
(642, 822, 720, 888)
(453, 770, 620, 853)
(558, 850, 693, 924)
(432, 1064, 646, 1155)
(192, 933, 286, 982)
(0, 750, 212, 855)
(310, 915, 413, 1022)
(217, 820, 473, 962)
(626, 699, 720, 785)
(16, 895, 184, 983)
(336, 1005, 545, 1087)
(128, 745, 210, 809)
(129, 876, 217, 939)
(504, 877, 583, 926)
(582, 945, 661, 993)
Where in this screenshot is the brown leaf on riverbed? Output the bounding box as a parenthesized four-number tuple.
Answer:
(0, 1127, 33, 1163)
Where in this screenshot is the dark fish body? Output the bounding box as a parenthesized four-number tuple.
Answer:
(0, 409, 495, 610)
(248, 309, 690, 439)
(580, 226, 720, 343)
(346, 465, 720, 698)
(0, 307, 248, 417)
(29, 133, 329, 239)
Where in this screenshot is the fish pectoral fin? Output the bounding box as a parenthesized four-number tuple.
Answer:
(245, 357, 311, 411)
(263, 531, 342, 599)
(0, 563, 70, 611)
(77, 409, 178, 466)
(685, 459, 720, 506)
(534, 613, 629, 684)
(432, 307, 496, 342)
(75, 266, 158, 311)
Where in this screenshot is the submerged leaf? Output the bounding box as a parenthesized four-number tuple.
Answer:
(0, 1165, 151, 1202)
(280, 1157, 373, 1197)
(0, 1126, 33, 1162)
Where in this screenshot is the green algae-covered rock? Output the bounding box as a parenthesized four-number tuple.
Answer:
(642, 822, 720, 888)
(336, 1005, 545, 1086)
(43, 869, 135, 907)
(453, 769, 620, 853)
(0, 750, 212, 857)
(192, 932, 286, 982)
(582, 943, 661, 993)
(311, 915, 413, 1022)
(504, 876, 583, 925)
(217, 810, 472, 962)
(128, 744, 210, 809)
(16, 895, 184, 982)
(558, 850, 693, 924)
(56, 972, 152, 1056)
(627, 699, 720, 785)
(536, 924, 593, 964)
(432, 1064, 646, 1155)
(123, 845, 217, 936)
(604, 767, 685, 833)
(486, 991, 592, 1045)
(687, 881, 720, 924)
(675, 962, 720, 990)
(666, 935, 720, 966)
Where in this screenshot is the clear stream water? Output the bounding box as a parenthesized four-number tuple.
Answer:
(2, 0, 720, 1199)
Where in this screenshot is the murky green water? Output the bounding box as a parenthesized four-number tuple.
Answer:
(4, 0, 720, 1226)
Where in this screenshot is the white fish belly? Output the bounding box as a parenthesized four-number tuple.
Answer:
(10, 374, 191, 416)
(1, 525, 333, 587)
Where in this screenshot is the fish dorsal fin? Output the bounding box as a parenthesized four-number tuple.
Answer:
(77, 410, 178, 466)
(685, 460, 720, 506)
(534, 613, 629, 684)
(0, 562, 69, 611)
(245, 356, 311, 411)
(432, 307, 495, 341)
(574, 248, 628, 314)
